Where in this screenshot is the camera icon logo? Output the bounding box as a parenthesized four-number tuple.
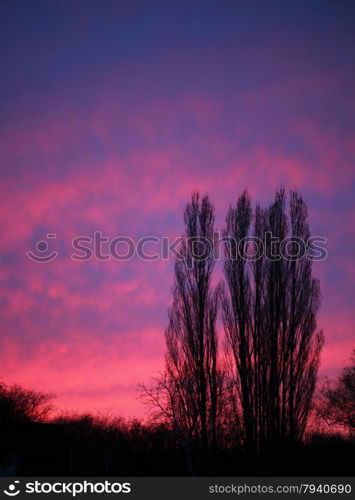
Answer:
(3, 481, 20, 496)
(27, 234, 58, 263)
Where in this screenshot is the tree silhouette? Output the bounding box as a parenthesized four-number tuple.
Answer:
(221, 189, 324, 450)
(142, 193, 223, 469)
(0, 382, 53, 424)
(317, 350, 355, 435)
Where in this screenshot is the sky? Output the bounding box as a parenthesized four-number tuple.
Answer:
(0, 0, 354, 419)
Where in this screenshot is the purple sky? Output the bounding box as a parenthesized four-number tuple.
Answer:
(0, 0, 354, 418)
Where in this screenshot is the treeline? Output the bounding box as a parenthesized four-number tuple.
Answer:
(0, 379, 354, 476)
(0, 346, 354, 475)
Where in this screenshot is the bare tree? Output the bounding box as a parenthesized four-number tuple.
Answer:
(142, 193, 224, 465)
(221, 189, 324, 450)
(317, 351, 355, 435)
(0, 382, 53, 424)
